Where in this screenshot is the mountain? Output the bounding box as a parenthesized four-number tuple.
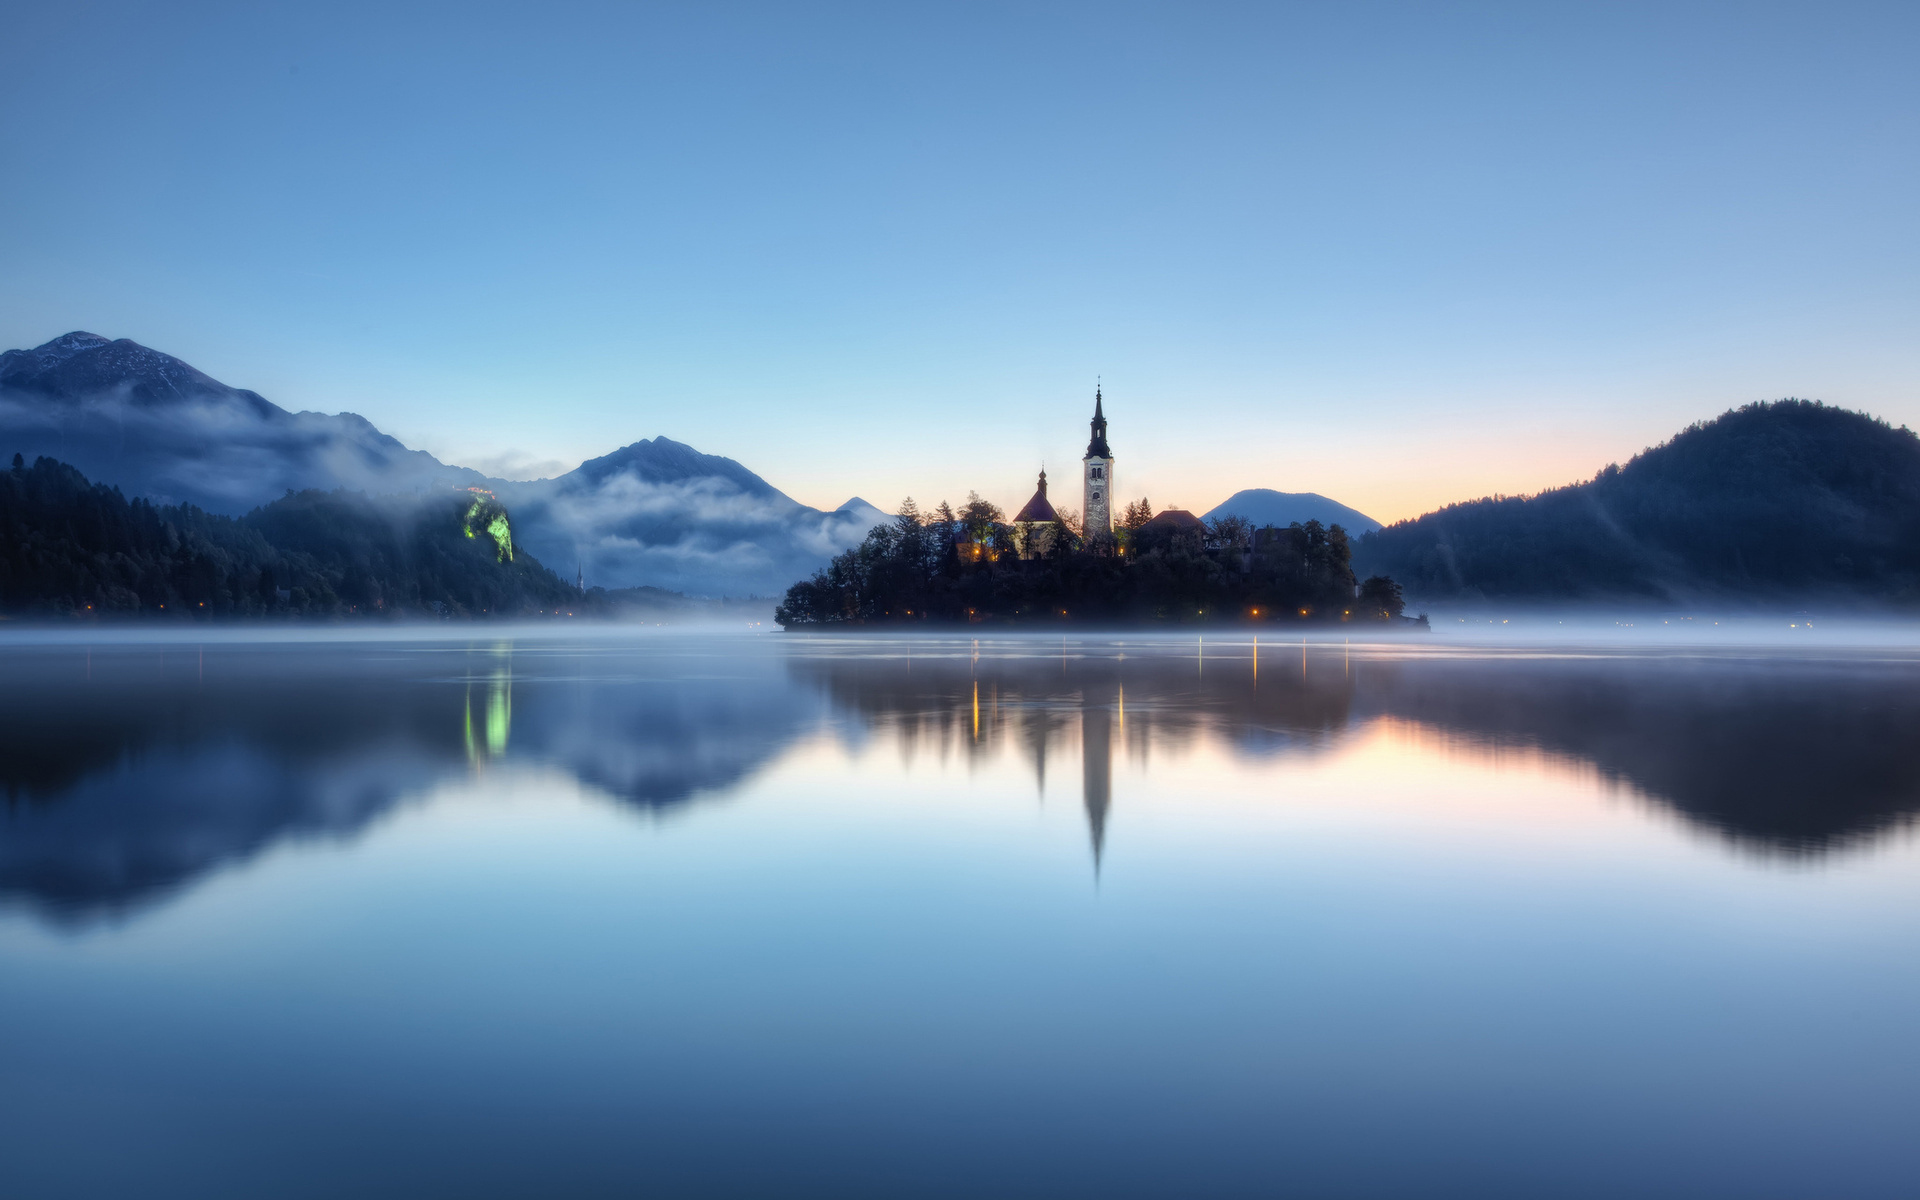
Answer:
(1353, 400, 1920, 603)
(836, 497, 889, 523)
(0, 332, 489, 510)
(0, 333, 884, 596)
(495, 438, 883, 596)
(1204, 488, 1380, 535)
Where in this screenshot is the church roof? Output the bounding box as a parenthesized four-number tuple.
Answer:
(1138, 508, 1204, 532)
(1013, 469, 1061, 524)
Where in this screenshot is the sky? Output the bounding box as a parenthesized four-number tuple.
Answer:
(2, 1, 1916, 523)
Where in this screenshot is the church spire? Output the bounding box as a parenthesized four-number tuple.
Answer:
(1085, 384, 1111, 459)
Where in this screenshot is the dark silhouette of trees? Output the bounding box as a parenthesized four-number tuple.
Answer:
(1358, 575, 1405, 619)
(0, 455, 585, 618)
(775, 497, 1407, 627)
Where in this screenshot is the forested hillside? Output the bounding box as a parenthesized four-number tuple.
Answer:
(1353, 401, 1920, 603)
(0, 332, 883, 596)
(0, 454, 581, 617)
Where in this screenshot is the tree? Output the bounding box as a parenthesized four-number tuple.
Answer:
(1358, 575, 1405, 619)
(958, 492, 1005, 556)
(959, 491, 1003, 532)
(1206, 514, 1252, 550)
(1121, 498, 1154, 530)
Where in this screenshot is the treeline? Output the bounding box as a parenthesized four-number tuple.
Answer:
(1353, 400, 1920, 602)
(0, 454, 584, 618)
(775, 496, 1409, 627)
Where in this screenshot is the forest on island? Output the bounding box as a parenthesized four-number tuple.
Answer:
(775, 494, 1411, 628)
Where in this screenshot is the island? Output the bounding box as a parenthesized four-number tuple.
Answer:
(777, 389, 1414, 629)
(775, 490, 1414, 629)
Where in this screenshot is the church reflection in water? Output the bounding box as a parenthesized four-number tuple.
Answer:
(787, 638, 1360, 873)
(6, 633, 1920, 925)
(1081, 677, 1112, 870)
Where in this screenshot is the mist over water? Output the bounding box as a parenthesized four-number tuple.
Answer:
(3, 628, 1920, 1196)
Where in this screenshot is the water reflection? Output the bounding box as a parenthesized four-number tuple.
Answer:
(1082, 678, 1112, 870)
(1359, 649, 1920, 851)
(792, 639, 1361, 869)
(5, 634, 1920, 925)
(0, 639, 818, 922)
(465, 664, 513, 761)
(787, 637, 1920, 857)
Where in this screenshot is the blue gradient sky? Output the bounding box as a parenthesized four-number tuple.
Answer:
(3, 1, 1915, 522)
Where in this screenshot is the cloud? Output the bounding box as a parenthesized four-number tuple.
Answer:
(0, 390, 484, 513)
(504, 464, 877, 596)
(1, 389, 876, 597)
(453, 450, 576, 481)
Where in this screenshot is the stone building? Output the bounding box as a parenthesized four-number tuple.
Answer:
(1082, 386, 1113, 541)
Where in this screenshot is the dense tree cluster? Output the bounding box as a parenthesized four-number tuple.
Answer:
(0, 454, 585, 618)
(775, 496, 1408, 627)
(1354, 400, 1920, 602)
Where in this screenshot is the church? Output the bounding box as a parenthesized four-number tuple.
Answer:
(1011, 386, 1115, 554)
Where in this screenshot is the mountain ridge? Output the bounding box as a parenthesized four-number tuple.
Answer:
(0, 332, 278, 419)
(0, 332, 881, 595)
(1352, 399, 1920, 602)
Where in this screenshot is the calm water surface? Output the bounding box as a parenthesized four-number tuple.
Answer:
(3, 629, 1919, 1198)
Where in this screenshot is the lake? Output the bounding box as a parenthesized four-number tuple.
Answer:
(3, 626, 1919, 1198)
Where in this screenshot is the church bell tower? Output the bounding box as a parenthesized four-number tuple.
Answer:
(1082, 385, 1113, 540)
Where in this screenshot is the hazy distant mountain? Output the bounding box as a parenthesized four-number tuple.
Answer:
(496, 439, 885, 596)
(1353, 400, 1920, 602)
(1204, 489, 1381, 534)
(0, 332, 886, 596)
(0, 332, 489, 510)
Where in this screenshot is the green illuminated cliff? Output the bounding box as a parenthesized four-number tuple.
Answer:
(463, 494, 514, 561)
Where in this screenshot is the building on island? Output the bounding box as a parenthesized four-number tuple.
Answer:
(947, 386, 1123, 565)
(1135, 508, 1203, 535)
(1011, 468, 1063, 558)
(1128, 507, 1206, 556)
(1083, 386, 1113, 542)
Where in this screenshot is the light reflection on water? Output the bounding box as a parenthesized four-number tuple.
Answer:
(2, 631, 1920, 1198)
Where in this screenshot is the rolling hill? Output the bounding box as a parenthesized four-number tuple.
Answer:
(1353, 400, 1920, 603)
